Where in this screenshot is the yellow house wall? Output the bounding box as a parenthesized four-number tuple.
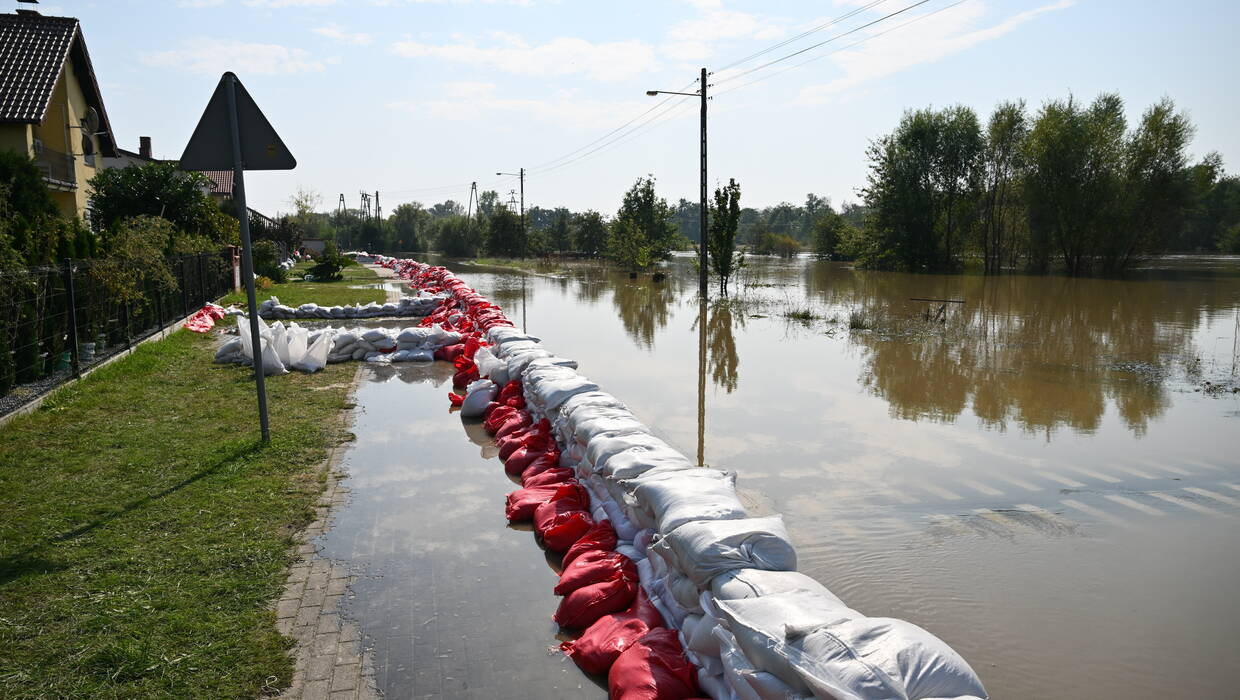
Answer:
(30, 55, 100, 221)
(0, 124, 33, 154)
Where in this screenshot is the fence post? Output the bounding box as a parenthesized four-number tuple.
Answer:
(180, 256, 190, 316)
(198, 254, 207, 306)
(154, 275, 164, 329)
(62, 258, 81, 379)
(122, 302, 132, 349)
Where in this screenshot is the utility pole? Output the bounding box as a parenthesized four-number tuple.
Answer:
(646, 69, 709, 298)
(337, 193, 346, 214)
(496, 167, 526, 253)
(374, 190, 381, 220)
(466, 181, 477, 221)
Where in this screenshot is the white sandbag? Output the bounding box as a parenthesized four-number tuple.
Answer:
(713, 591, 859, 693)
(615, 543, 645, 562)
(286, 323, 308, 366)
(473, 346, 503, 380)
(685, 593, 727, 659)
(351, 348, 367, 361)
(668, 568, 704, 613)
(292, 329, 332, 372)
(531, 374, 599, 411)
(505, 349, 552, 380)
(269, 322, 291, 365)
(583, 432, 675, 472)
(715, 626, 812, 700)
(214, 337, 243, 362)
(712, 570, 839, 602)
(650, 516, 797, 588)
(486, 326, 541, 346)
(598, 444, 695, 481)
(573, 412, 649, 446)
(405, 348, 433, 362)
(372, 337, 397, 352)
(786, 617, 988, 700)
(460, 379, 497, 418)
(397, 327, 433, 346)
(628, 468, 746, 534)
(361, 328, 389, 343)
(697, 668, 734, 700)
(258, 336, 288, 375)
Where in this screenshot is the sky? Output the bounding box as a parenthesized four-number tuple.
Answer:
(28, 0, 1240, 216)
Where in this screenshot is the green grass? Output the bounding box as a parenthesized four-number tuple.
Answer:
(219, 263, 386, 309)
(0, 330, 358, 698)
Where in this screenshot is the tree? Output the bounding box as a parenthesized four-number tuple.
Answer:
(88, 162, 236, 247)
(486, 206, 525, 257)
(811, 209, 847, 259)
(1117, 98, 1196, 270)
(609, 176, 678, 272)
(979, 101, 1028, 273)
(429, 200, 465, 219)
(549, 208, 572, 253)
(934, 105, 984, 267)
(477, 190, 500, 220)
(862, 108, 947, 270)
(308, 240, 354, 281)
(574, 210, 608, 256)
(706, 178, 743, 294)
(389, 202, 430, 252)
(434, 215, 482, 257)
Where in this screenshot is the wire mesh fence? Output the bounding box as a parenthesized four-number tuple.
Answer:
(0, 249, 236, 416)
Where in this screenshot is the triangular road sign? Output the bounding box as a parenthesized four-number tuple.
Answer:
(179, 72, 296, 171)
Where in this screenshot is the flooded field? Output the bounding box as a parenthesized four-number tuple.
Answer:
(324, 254, 1240, 699)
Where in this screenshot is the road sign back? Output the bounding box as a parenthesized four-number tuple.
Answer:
(179, 72, 296, 171)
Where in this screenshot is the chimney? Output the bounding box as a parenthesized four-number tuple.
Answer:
(139, 136, 152, 159)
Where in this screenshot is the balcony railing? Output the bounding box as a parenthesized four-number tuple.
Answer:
(35, 144, 75, 186)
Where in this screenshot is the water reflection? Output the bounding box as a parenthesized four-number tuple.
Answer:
(611, 276, 678, 349)
(689, 299, 743, 394)
(801, 262, 1234, 435)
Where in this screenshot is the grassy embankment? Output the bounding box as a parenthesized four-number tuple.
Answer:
(219, 261, 386, 309)
(0, 269, 378, 699)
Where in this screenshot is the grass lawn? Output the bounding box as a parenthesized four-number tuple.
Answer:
(0, 328, 360, 698)
(219, 262, 387, 309)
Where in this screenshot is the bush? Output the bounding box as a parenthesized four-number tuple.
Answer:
(250, 240, 287, 283)
(1219, 223, 1240, 254)
(308, 241, 353, 282)
(254, 275, 275, 291)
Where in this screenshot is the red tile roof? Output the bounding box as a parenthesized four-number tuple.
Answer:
(199, 169, 234, 195)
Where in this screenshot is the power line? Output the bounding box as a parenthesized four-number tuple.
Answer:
(712, 0, 935, 87)
(712, 0, 969, 98)
(714, 0, 892, 72)
(525, 97, 696, 178)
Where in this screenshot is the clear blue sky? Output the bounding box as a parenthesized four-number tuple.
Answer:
(36, 0, 1240, 216)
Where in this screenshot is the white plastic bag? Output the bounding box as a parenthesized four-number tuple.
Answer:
(286, 323, 308, 366)
(258, 336, 288, 375)
(291, 329, 332, 372)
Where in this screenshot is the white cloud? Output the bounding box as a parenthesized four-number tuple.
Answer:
(389, 34, 658, 83)
(142, 38, 336, 75)
(662, 2, 789, 62)
(177, 0, 226, 6)
(312, 24, 373, 46)
(798, 0, 1074, 103)
(372, 0, 534, 5)
(391, 82, 649, 129)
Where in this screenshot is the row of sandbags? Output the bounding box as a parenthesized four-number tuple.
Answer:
(378, 255, 988, 700)
(246, 293, 447, 320)
(214, 317, 464, 374)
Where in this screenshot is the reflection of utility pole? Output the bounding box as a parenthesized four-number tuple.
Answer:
(697, 296, 707, 466)
(522, 274, 527, 331)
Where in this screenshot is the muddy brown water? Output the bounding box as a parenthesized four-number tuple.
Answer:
(318, 255, 1240, 699)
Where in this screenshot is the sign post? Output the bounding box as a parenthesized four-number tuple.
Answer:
(180, 72, 296, 443)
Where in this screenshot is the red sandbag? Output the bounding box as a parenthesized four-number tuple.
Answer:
(533, 482, 590, 522)
(504, 441, 557, 476)
(554, 549, 636, 596)
(463, 335, 483, 360)
(434, 343, 464, 361)
(562, 519, 618, 568)
(554, 568, 639, 629)
(521, 466, 573, 488)
(519, 451, 564, 481)
(493, 412, 533, 439)
(497, 380, 523, 403)
(607, 628, 698, 700)
(562, 589, 664, 675)
(504, 485, 560, 522)
(540, 511, 593, 553)
(497, 427, 550, 461)
(484, 405, 520, 434)
(447, 392, 464, 407)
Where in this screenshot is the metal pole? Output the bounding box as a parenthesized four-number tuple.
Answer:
(63, 258, 80, 379)
(699, 67, 708, 299)
(519, 167, 525, 257)
(227, 74, 271, 444)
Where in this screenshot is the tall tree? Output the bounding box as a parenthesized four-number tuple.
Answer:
(486, 205, 525, 257)
(980, 101, 1028, 273)
(706, 178, 743, 294)
(609, 176, 677, 272)
(389, 202, 430, 252)
(573, 210, 608, 257)
(549, 207, 572, 253)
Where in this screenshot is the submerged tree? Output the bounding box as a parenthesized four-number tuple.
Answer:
(573, 210, 608, 257)
(707, 178, 743, 294)
(609, 176, 677, 272)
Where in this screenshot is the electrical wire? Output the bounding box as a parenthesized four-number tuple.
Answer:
(525, 96, 695, 178)
(713, 0, 892, 72)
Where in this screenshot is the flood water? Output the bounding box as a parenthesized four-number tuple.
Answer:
(322, 254, 1240, 699)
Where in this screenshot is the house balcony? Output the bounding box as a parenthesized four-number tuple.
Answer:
(35, 144, 77, 190)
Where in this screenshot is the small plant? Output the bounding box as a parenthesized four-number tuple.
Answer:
(848, 310, 872, 330)
(254, 275, 274, 290)
(308, 241, 354, 282)
(783, 306, 819, 322)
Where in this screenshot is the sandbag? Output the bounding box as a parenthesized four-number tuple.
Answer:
(504, 443, 558, 477)
(608, 628, 699, 700)
(562, 518, 618, 568)
(714, 626, 809, 700)
(555, 549, 636, 596)
(650, 516, 797, 588)
(493, 412, 533, 440)
(562, 589, 665, 676)
(521, 466, 574, 488)
(504, 485, 560, 522)
(786, 617, 988, 700)
(518, 452, 563, 481)
(291, 328, 332, 372)
(539, 511, 594, 553)
(713, 591, 859, 693)
(460, 379, 497, 418)
(484, 405, 520, 434)
(584, 432, 681, 474)
(712, 570, 840, 602)
(555, 569, 639, 630)
(629, 468, 746, 534)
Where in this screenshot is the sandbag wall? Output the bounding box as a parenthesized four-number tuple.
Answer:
(396, 256, 990, 699)
(241, 292, 448, 320)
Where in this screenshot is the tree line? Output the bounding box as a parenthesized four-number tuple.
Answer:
(843, 94, 1239, 274)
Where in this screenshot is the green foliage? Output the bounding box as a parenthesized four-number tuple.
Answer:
(0, 150, 69, 265)
(89, 216, 179, 310)
(307, 240, 354, 282)
(89, 163, 236, 247)
(430, 216, 480, 257)
(707, 178, 743, 294)
(1219, 222, 1240, 254)
(250, 239, 287, 283)
(752, 230, 801, 258)
(609, 176, 678, 271)
(811, 209, 847, 258)
(389, 202, 430, 252)
(549, 208, 572, 253)
(574, 210, 608, 256)
(486, 206, 525, 257)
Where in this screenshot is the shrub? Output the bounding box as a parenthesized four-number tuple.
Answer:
(250, 240, 287, 283)
(308, 241, 353, 281)
(254, 275, 275, 291)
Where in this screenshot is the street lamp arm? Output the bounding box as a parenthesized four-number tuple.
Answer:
(646, 90, 700, 97)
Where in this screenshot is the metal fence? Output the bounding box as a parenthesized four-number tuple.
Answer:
(0, 249, 236, 415)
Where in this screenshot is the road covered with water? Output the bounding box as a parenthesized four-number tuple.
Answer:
(320, 254, 1239, 699)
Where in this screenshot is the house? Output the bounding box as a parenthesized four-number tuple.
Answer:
(102, 135, 160, 169)
(0, 8, 118, 220)
(195, 169, 235, 205)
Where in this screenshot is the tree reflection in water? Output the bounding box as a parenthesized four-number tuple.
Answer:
(610, 274, 679, 350)
(689, 299, 744, 394)
(802, 260, 1240, 436)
